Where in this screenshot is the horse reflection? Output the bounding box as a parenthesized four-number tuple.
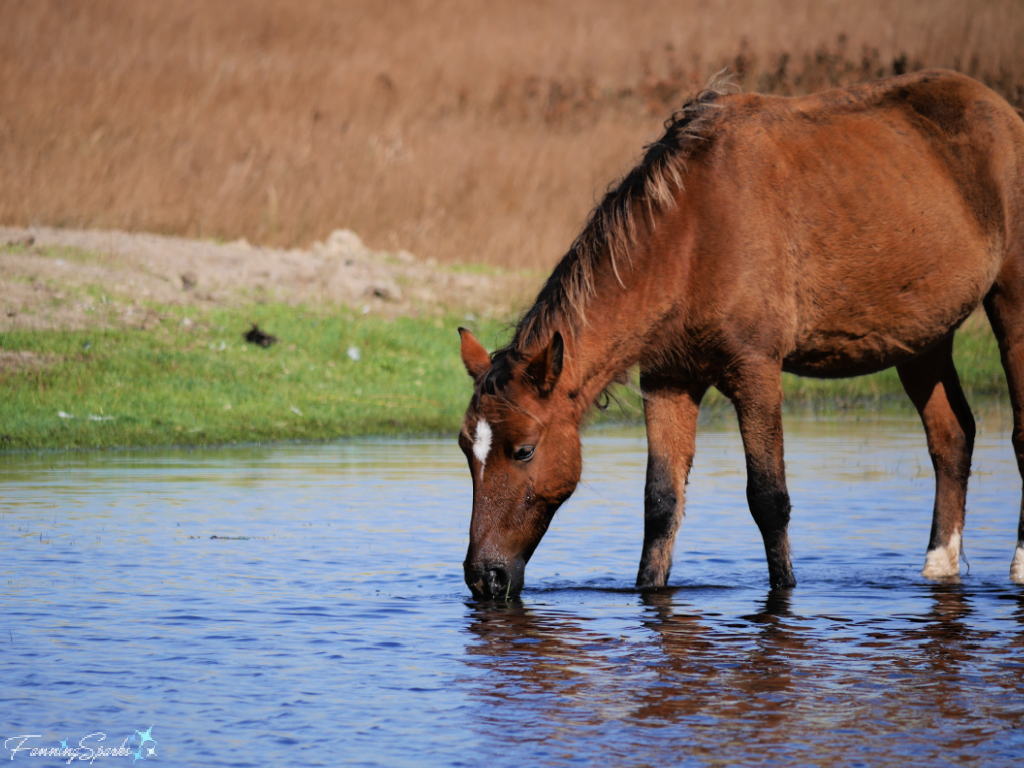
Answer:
(461, 585, 1024, 760)
(463, 599, 638, 734)
(896, 584, 1007, 705)
(1012, 589, 1024, 663)
(631, 589, 819, 729)
(462, 589, 819, 732)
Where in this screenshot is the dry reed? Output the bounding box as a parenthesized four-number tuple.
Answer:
(1, 0, 1022, 269)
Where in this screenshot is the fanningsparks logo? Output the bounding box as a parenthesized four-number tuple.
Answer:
(4, 727, 157, 763)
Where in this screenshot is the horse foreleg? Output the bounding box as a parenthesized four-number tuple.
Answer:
(636, 376, 706, 589)
(724, 361, 796, 590)
(896, 336, 975, 579)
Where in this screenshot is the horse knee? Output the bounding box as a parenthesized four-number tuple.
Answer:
(746, 481, 791, 533)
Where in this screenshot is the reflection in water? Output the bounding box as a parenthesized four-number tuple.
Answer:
(463, 585, 1024, 766)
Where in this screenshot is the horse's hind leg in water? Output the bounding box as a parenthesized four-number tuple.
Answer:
(720, 358, 796, 590)
(985, 278, 1024, 583)
(897, 336, 976, 578)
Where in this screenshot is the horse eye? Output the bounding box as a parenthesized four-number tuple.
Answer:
(513, 445, 536, 462)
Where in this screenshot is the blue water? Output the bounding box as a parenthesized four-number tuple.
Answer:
(1, 410, 1022, 766)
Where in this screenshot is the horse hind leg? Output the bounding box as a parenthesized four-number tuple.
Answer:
(636, 374, 706, 588)
(896, 336, 975, 579)
(721, 360, 796, 590)
(985, 285, 1024, 584)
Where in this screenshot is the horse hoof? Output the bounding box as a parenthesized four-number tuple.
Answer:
(635, 569, 669, 590)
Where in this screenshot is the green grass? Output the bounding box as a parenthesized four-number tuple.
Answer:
(0, 304, 1008, 451)
(0, 303, 513, 451)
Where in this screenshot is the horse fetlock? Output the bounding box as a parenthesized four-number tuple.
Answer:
(764, 533, 795, 589)
(922, 530, 962, 579)
(636, 545, 673, 589)
(642, 495, 680, 541)
(767, 554, 796, 589)
(1010, 543, 1024, 584)
(636, 565, 670, 590)
(748, 489, 792, 534)
(746, 478, 790, 506)
(768, 568, 797, 591)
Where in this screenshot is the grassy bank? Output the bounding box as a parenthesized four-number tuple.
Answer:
(0, 304, 507, 451)
(0, 304, 1008, 452)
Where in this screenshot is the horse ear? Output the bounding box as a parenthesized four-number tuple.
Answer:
(458, 328, 491, 379)
(525, 331, 564, 397)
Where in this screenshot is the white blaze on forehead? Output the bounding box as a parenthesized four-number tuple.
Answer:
(473, 418, 493, 480)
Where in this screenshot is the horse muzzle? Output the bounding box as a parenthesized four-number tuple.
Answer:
(464, 557, 526, 600)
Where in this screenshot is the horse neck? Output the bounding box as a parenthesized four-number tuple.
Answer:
(558, 231, 684, 417)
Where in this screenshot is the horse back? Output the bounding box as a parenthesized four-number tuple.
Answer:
(674, 70, 1024, 378)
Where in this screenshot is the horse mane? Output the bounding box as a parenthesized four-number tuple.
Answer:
(510, 79, 732, 355)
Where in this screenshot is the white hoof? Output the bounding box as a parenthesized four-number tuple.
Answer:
(1011, 545, 1024, 585)
(922, 531, 961, 579)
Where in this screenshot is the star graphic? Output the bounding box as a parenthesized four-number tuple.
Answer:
(133, 726, 157, 761)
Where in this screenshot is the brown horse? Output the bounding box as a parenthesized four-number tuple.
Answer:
(457, 70, 1024, 598)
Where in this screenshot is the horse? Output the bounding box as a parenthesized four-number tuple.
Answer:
(456, 70, 1024, 599)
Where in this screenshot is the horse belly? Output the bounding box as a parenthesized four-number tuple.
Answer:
(783, 267, 992, 378)
(784, 328, 954, 378)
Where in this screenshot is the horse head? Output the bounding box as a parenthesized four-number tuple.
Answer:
(458, 328, 582, 599)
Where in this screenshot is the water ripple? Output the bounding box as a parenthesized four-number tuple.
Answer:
(2, 414, 1023, 765)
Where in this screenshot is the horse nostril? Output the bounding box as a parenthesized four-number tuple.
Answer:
(485, 566, 510, 598)
(464, 558, 524, 599)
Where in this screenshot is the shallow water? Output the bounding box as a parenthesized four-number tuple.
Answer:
(2, 410, 1023, 766)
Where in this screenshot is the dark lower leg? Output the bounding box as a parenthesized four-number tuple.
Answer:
(984, 289, 1024, 582)
(637, 378, 704, 588)
(1004, 362, 1024, 583)
(748, 480, 795, 589)
(726, 364, 795, 590)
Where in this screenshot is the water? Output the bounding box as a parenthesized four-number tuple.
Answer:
(1, 410, 1022, 766)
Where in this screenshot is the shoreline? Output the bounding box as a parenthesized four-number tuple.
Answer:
(0, 227, 1010, 453)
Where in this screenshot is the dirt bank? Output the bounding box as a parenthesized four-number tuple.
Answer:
(0, 225, 539, 332)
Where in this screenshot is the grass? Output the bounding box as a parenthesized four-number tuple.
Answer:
(0, 305, 1007, 452)
(0, 304, 511, 451)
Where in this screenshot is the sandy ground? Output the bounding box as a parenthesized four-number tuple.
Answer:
(0, 225, 539, 333)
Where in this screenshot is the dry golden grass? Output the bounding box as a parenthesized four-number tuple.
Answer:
(2, 0, 1023, 269)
